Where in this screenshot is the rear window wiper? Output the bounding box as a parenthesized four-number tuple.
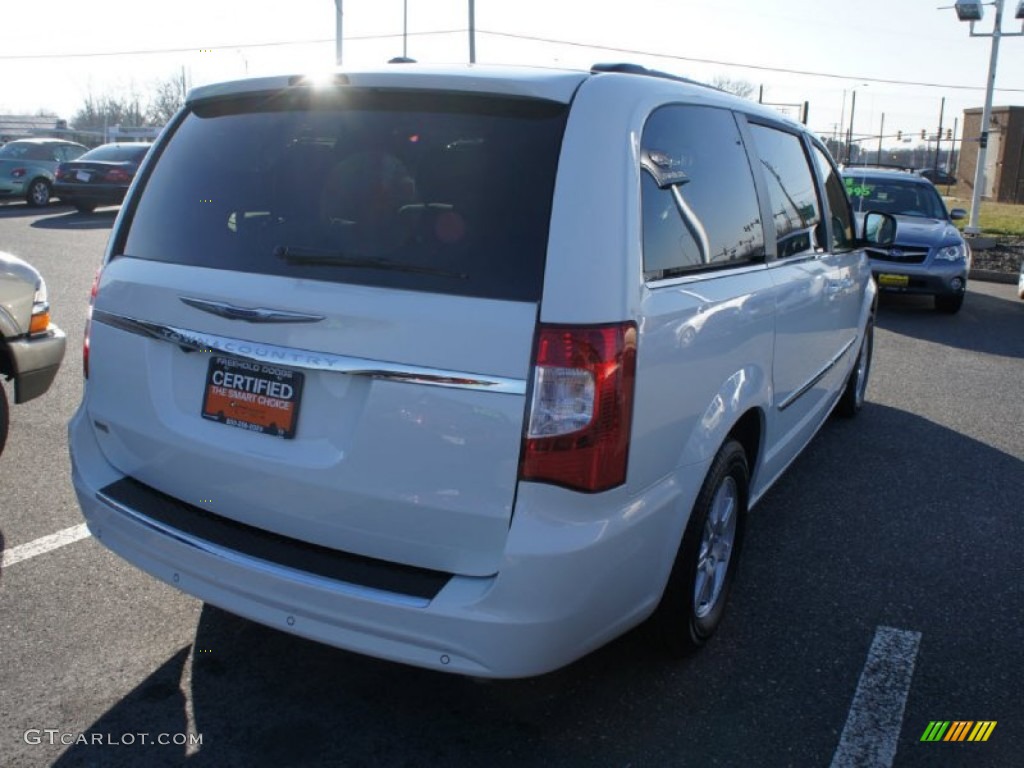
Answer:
(274, 246, 467, 279)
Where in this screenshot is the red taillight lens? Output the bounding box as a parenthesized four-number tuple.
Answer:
(11, 168, 26, 178)
(55, 166, 67, 180)
(83, 267, 102, 379)
(520, 322, 637, 493)
(104, 168, 132, 183)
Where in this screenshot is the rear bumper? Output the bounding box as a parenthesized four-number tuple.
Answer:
(69, 407, 693, 678)
(53, 183, 127, 206)
(5, 326, 66, 403)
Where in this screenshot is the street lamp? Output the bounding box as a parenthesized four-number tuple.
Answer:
(950, 0, 1024, 233)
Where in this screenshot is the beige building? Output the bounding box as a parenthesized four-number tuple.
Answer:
(959, 105, 1024, 203)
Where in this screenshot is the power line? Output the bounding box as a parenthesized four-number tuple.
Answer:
(479, 29, 1024, 94)
(0, 30, 463, 61)
(3, 25, 1022, 96)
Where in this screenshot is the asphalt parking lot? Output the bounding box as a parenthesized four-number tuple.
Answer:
(1, 201, 1022, 767)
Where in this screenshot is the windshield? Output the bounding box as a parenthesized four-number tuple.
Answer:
(117, 88, 568, 302)
(844, 177, 949, 219)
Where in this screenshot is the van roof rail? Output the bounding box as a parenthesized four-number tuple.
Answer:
(590, 62, 714, 89)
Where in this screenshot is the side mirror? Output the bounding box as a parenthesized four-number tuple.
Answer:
(949, 208, 967, 220)
(862, 211, 896, 246)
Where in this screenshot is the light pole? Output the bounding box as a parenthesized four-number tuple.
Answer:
(950, 0, 1024, 233)
(334, 0, 343, 65)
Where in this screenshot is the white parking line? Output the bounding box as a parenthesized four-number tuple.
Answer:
(1, 523, 91, 568)
(830, 625, 922, 768)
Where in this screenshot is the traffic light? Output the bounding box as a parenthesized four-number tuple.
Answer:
(897, 130, 902, 141)
(947, 128, 953, 140)
(921, 128, 927, 140)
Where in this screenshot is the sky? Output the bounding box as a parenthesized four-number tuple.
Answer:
(2, 0, 1024, 153)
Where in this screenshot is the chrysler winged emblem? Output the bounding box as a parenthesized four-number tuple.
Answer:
(180, 297, 324, 323)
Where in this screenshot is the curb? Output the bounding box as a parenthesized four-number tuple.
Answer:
(969, 269, 1018, 285)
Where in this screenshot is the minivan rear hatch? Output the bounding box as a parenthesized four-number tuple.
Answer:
(85, 84, 569, 577)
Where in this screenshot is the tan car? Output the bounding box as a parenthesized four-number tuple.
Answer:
(0, 251, 66, 455)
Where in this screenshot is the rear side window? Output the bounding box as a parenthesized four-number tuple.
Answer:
(747, 124, 822, 259)
(118, 89, 568, 302)
(640, 105, 764, 279)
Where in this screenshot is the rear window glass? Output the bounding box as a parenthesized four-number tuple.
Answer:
(81, 144, 151, 162)
(117, 89, 568, 302)
(0, 142, 55, 161)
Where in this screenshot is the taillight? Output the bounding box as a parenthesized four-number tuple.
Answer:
(83, 267, 102, 379)
(520, 322, 637, 493)
(104, 168, 131, 183)
(55, 165, 67, 180)
(11, 167, 26, 178)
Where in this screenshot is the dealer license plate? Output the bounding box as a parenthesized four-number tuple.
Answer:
(877, 273, 909, 288)
(201, 356, 304, 438)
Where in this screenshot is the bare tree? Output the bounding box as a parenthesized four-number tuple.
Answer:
(71, 75, 183, 133)
(710, 76, 756, 100)
(146, 76, 186, 126)
(71, 90, 144, 132)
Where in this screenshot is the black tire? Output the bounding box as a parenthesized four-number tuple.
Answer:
(25, 178, 51, 207)
(934, 292, 964, 314)
(74, 203, 96, 214)
(652, 439, 748, 655)
(0, 383, 9, 458)
(836, 316, 874, 418)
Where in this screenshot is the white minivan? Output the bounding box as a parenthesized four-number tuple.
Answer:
(70, 63, 892, 678)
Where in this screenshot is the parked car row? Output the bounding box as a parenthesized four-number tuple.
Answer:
(0, 138, 151, 211)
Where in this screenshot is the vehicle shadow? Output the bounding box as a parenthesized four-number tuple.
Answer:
(30, 209, 118, 231)
(51, 406, 1024, 768)
(0, 202, 72, 218)
(875, 289, 1024, 360)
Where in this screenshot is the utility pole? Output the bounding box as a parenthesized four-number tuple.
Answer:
(878, 113, 885, 164)
(933, 97, 945, 172)
(468, 0, 476, 63)
(846, 89, 858, 164)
